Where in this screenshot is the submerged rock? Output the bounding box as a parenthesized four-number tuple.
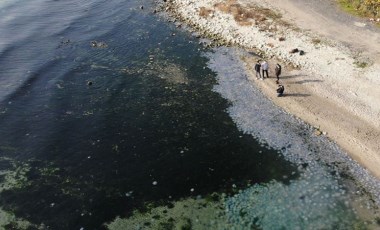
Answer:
(90, 41, 108, 48)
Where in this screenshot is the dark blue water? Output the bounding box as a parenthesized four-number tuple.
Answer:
(0, 0, 299, 229)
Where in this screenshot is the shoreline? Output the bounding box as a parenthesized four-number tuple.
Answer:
(162, 0, 380, 180)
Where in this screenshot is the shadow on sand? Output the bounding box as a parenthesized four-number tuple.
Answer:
(280, 74, 308, 79)
(293, 79, 323, 84)
(281, 93, 311, 97)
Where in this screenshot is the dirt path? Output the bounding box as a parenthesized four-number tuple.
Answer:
(243, 57, 380, 180)
(261, 0, 380, 63)
(240, 0, 380, 177)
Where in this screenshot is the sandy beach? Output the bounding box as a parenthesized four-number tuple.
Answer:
(163, 0, 380, 179)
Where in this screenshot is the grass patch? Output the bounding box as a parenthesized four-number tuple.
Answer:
(354, 60, 368, 68)
(199, 7, 215, 18)
(338, 0, 380, 24)
(213, 0, 288, 29)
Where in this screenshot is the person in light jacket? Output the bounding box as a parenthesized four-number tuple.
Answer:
(261, 60, 269, 78)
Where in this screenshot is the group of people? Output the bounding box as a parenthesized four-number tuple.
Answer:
(254, 60, 284, 97)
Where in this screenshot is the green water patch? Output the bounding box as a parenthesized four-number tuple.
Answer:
(0, 158, 99, 228)
(107, 196, 229, 230)
(0, 209, 32, 230)
(224, 179, 362, 229)
(0, 158, 30, 192)
(0, 158, 36, 229)
(106, 177, 368, 230)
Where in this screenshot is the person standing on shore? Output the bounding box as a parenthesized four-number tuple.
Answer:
(261, 60, 269, 78)
(275, 63, 282, 84)
(254, 60, 262, 79)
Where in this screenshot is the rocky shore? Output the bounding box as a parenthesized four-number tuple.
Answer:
(159, 0, 380, 181)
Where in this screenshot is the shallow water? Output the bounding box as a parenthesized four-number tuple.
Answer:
(0, 0, 379, 229)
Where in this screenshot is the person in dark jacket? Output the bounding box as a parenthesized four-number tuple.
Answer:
(254, 61, 261, 79)
(275, 63, 282, 84)
(276, 84, 284, 97)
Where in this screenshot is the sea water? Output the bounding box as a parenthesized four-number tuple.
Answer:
(0, 0, 379, 229)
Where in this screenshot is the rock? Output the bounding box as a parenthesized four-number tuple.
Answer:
(87, 81, 93, 86)
(354, 22, 366, 27)
(140, 5, 143, 10)
(289, 48, 299, 54)
(125, 191, 133, 197)
(279, 37, 285, 41)
(90, 41, 108, 48)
